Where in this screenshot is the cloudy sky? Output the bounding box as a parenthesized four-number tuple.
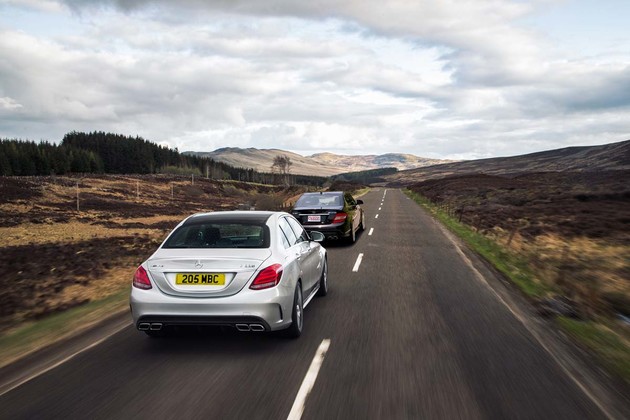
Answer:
(0, 0, 629, 159)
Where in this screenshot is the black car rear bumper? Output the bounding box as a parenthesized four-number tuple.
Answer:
(303, 223, 351, 240)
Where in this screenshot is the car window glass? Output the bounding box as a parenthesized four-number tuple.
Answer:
(287, 217, 309, 243)
(163, 222, 268, 248)
(344, 193, 356, 206)
(278, 225, 291, 249)
(295, 193, 344, 209)
(279, 218, 298, 246)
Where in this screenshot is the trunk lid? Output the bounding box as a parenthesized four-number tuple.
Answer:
(146, 248, 272, 298)
(292, 206, 343, 226)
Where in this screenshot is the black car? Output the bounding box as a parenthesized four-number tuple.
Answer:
(292, 191, 365, 243)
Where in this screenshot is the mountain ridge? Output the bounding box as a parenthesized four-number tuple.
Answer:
(184, 148, 451, 176)
(184, 139, 630, 181)
(384, 139, 630, 185)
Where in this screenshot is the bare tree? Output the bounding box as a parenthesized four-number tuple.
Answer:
(271, 155, 293, 185)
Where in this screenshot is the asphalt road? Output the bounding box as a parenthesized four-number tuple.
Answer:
(0, 188, 623, 419)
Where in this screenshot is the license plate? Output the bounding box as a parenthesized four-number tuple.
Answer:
(176, 273, 225, 285)
(307, 215, 321, 223)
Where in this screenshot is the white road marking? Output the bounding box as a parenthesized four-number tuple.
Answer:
(352, 253, 364, 272)
(378, 207, 382, 211)
(375, 214, 379, 219)
(287, 339, 331, 420)
(368, 228, 374, 236)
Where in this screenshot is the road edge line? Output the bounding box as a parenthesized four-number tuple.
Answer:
(436, 223, 618, 420)
(0, 313, 130, 397)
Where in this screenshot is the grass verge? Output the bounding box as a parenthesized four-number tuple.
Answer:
(405, 189, 630, 383)
(404, 189, 549, 297)
(0, 287, 130, 370)
(557, 317, 630, 381)
(354, 187, 371, 198)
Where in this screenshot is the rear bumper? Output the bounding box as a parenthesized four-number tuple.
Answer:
(130, 285, 293, 332)
(303, 223, 350, 240)
(136, 315, 271, 331)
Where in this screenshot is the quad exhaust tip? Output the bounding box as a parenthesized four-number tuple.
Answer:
(138, 322, 162, 331)
(236, 323, 265, 332)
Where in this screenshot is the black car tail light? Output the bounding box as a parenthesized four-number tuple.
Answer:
(332, 212, 347, 224)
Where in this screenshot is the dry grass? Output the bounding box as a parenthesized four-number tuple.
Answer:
(487, 228, 630, 316)
(1, 221, 163, 247)
(408, 171, 630, 317)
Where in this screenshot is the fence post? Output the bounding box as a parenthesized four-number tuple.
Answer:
(76, 181, 80, 212)
(507, 226, 517, 246)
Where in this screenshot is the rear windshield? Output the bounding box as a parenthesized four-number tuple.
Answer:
(163, 222, 270, 249)
(295, 193, 343, 209)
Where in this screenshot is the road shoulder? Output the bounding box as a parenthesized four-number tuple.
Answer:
(0, 308, 130, 396)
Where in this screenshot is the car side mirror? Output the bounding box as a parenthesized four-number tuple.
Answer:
(356, 199, 364, 205)
(310, 231, 325, 242)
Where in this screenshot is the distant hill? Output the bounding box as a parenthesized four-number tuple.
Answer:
(309, 152, 450, 173)
(385, 139, 630, 186)
(184, 148, 451, 176)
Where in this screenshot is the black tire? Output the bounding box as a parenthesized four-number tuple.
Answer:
(283, 283, 303, 338)
(359, 212, 365, 231)
(316, 259, 328, 297)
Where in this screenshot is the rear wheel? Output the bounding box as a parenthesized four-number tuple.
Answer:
(359, 213, 365, 231)
(283, 283, 303, 338)
(316, 259, 328, 297)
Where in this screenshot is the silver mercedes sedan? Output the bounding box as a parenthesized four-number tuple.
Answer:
(130, 211, 328, 338)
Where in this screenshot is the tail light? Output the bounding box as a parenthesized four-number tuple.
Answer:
(250, 264, 283, 290)
(332, 212, 347, 224)
(133, 266, 152, 290)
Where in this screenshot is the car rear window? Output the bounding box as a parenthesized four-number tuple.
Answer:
(295, 193, 343, 208)
(163, 222, 269, 249)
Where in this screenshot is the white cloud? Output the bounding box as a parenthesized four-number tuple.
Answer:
(2, 0, 64, 12)
(0, 0, 629, 159)
(0, 96, 23, 110)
